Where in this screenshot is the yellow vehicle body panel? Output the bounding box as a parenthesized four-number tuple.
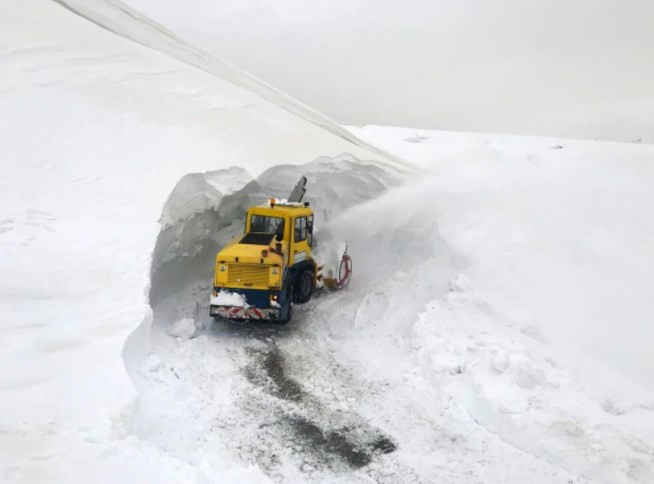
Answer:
(214, 202, 314, 291)
(214, 237, 286, 290)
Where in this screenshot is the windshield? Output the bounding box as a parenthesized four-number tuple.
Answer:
(250, 215, 284, 235)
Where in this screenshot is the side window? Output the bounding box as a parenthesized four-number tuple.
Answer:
(294, 217, 301, 242)
(294, 216, 307, 242)
(307, 215, 314, 247)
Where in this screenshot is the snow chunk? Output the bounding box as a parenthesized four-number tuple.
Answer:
(210, 291, 248, 307)
(449, 273, 472, 292)
(160, 167, 253, 228)
(167, 318, 198, 339)
(142, 354, 165, 374)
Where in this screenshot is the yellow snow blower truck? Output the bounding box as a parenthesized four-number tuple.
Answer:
(211, 177, 343, 324)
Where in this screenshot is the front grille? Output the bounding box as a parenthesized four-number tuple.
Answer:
(227, 263, 269, 286)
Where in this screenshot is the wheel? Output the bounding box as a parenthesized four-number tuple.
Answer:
(277, 280, 293, 324)
(294, 268, 314, 304)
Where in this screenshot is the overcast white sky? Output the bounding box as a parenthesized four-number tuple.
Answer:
(127, 0, 654, 142)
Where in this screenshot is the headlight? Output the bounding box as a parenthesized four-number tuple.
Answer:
(219, 264, 227, 272)
(271, 267, 279, 275)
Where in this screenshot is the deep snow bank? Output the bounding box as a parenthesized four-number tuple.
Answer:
(350, 125, 654, 390)
(322, 176, 654, 483)
(147, 153, 402, 326)
(129, 126, 654, 483)
(124, 154, 409, 482)
(0, 1, 402, 481)
(339, 126, 654, 482)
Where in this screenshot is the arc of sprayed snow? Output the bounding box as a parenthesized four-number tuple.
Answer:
(51, 0, 416, 172)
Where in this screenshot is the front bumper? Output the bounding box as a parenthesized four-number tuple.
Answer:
(210, 305, 280, 321)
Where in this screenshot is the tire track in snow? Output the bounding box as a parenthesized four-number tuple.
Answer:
(243, 338, 397, 471)
(172, 315, 417, 482)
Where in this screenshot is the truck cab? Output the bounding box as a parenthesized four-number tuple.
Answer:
(210, 198, 315, 324)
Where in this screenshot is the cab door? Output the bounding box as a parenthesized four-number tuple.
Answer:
(290, 215, 311, 266)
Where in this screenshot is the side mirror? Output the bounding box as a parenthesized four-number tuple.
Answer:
(275, 232, 283, 242)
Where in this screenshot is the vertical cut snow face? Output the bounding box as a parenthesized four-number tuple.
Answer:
(146, 154, 402, 318)
(160, 167, 254, 230)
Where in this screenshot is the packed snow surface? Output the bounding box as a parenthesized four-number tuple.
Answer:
(1, 1, 654, 483)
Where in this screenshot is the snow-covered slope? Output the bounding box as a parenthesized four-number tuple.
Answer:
(350, 126, 654, 388)
(341, 126, 654, 481)
(0, 1, 400, 481)
(50, 0, 402, 164)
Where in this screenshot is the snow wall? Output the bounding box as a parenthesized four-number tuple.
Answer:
(147, 154, 403, 325)
(122, 150, 654, 483)
(121, 154, 427, 481)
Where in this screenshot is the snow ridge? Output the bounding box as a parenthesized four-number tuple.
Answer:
(51, 0, 408, 168)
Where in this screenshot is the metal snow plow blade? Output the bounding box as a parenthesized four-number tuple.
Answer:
(210, 305, 280, 321)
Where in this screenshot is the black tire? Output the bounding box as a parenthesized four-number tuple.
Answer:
(277, 280, 293, 325)
(294, 268, 314, 304)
